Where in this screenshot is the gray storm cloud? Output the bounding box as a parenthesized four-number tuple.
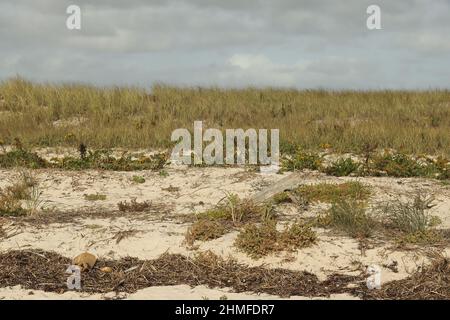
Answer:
(0, 0, 449, 88)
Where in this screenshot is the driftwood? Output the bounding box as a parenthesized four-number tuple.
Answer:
(251, 172, 305, 203)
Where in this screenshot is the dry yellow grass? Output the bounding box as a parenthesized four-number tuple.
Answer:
(1, 77, 450, 156)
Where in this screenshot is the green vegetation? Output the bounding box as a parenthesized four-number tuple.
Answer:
(317, 194, 444, 245)
(84, 193, 107, 201)
(378, 194, 443, 245)
(273, 182, 371, 205)
(0, 170, 41, 216)
(281, 150, 322, 171)
(0, 148, 49, 169)
(0, 145, 167, 171)
(159, 170, 169, 177)
(196, 194, 274, 224)
(132, 175, 146, 184)
(318, 200, 376, 238)
(185, 220, 227, 246)
(185, 194, 275, 245)
(324, 158, 360, 176)
(369, 153, 450, 179)
(234, 221, 316, 258)
(2, 78, 450, 157)
(281, 149, 450, 180)
(117, 198, 152, 212)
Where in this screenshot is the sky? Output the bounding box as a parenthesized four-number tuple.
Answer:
(1, 0, 449, 89)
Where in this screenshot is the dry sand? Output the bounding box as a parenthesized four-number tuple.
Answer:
(1, 150, 449, 300)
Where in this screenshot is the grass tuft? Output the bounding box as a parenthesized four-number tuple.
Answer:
(117, 198, 152, 212)
(378, 194, 443, 245)
(185, 220, 227, 246)
(325, 158, 360, 176)
(84, 193, 107, 201)
(318, 200, 376, 239)
(273, 181, 371, 206)
(131, 175, 146, 184)
(0, 170, 41, 216)
(235, 221, 316, 258)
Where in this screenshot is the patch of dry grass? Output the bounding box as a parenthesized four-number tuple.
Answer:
(317, 200, 376, 239)
(0, 144, 168, 171)
(234, 221, 316, 258)
(273, 181, 371, 205)
(2, 78, 450, 157)
(377, 194, 444, 245)
(0, 170, 41, 216)
(185, 194, 275, 245)
(317, 194, 445, 246)
(117, 198, 152, 212)
(84, 193, 107, 201)
(185, 220, 227, 246)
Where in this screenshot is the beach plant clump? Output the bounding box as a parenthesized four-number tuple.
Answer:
(318, 200, 376, 239)
(234, 221, 316, 258)
(377, 194, 443, 245)
(0, 144, 168, 171)
(273, 182, 371, 205)
(0, 170, 42, 216)
(185, 194, 276, 245)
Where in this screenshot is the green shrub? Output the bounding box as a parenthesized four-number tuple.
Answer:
(378, 194, 443, 244)
(235, 221, 316, 258)
(282, 150, 322, 171)
(277, 182, 371, 204)
(84, 193, 107, 201)
(321, 200, 376, 238)
(185, 220, 227, 246)
(132, 175, 146, 184)
(324, 158, 360, 176)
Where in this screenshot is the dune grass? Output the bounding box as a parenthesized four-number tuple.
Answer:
(273, 181, 371, 205)
(1, 77, 450, 157)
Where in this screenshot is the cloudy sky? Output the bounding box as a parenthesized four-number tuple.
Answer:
(1, 0, 449, 89)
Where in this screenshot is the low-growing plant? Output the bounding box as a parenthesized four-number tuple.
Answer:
(0, 190, 26, 216)
(0, 148, 49, 169)
(0, 146, 168, 171)
(23, 183, 45, 216)
(370, 152, 429, 177)
(0, 170, 41, 216)
(260, 202, 276, 223)
(378, 194, 443, 244)
(132, 175, 146, 184)
(324, 158, 360, 176)
(55, 149, 168, 171)
(278, 222, 317, 249)
(187, 195, 276, 246)
(159, 169, 169, 177)
(294, 182, 370, 204)
(281, 150, 322, 171)
(235, 222, 279, 258)
(319, 200, 376, 238)
(272, 191, 292, 204)
(235, 221, 316, 258)
(117, 198, 152, 212)
(273, 181, 371, 203)
(196, 196, 269, 224)
(84, 193, 107, 201)
(185, 220, 227, 246)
